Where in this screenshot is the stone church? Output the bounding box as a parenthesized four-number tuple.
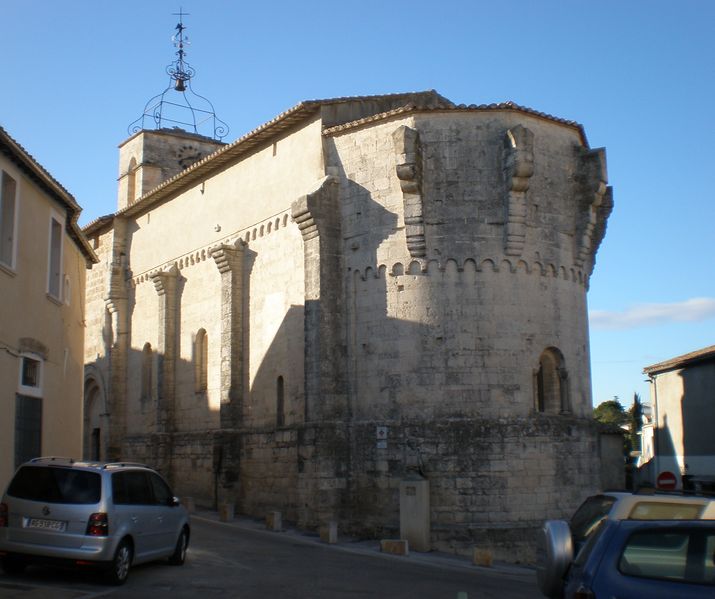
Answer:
(82, 86, 618, 561)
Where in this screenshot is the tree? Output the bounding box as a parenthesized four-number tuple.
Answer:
(594, 396, 638, 489)
(628, 392, 643, 452)
(593, 397, 628, 427)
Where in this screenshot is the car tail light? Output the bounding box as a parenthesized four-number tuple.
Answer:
(86, 512, 108, 536)
(574, 586, 595, 599)
(0, 503, 7, 527)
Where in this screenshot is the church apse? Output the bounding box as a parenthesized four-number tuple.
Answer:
(314, 107, 613, 559)
(82, 89, 616, 563)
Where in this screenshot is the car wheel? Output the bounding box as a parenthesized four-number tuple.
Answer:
(0, 555, 27, 576)
(168, 528, 189, 565)
(106, 539, 132, 585)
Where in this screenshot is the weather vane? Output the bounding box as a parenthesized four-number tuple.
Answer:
(128, 9, 229, 140)
(169, 8, 192, 92)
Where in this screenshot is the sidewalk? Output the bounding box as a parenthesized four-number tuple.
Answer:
(191, 508, 536, 581)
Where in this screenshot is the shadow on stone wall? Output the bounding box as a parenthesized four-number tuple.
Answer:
(81, 131, 609, 564)
(680, 362, 715, 491)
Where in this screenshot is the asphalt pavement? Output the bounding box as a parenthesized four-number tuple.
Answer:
(0, 508, 540, 598)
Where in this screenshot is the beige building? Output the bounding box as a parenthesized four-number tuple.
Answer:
(0, 126, 97, 491)
(641, 345, 715, 491)
(83, 91, 617, 561)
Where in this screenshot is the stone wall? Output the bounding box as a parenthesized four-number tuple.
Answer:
(329, 111, 600, 425)
(117, 129, 224, 210)
(82, 96, 615, 564)
(341, 416, 602, 563)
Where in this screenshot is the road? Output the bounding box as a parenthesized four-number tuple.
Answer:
(0, 515, 540, 598)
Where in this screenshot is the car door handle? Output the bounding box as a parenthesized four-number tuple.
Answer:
(131, 516, 138, 523)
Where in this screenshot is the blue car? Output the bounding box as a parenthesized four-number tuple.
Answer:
(562, 519, 715, 598)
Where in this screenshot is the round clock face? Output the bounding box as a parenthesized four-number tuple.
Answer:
(176, 145, 203, 169)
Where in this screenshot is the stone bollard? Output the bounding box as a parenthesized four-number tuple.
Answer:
(320, 521, 338, 544)
(218, 502, 234, 522)
(399, 472, 430, 552)
(181, 496, 196, 513)
(380, 539, 409, 556)
(472, 547, 493, 567)
(266, 511, 282, 531)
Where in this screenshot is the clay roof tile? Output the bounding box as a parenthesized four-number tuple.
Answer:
(643, 345, 715, 375)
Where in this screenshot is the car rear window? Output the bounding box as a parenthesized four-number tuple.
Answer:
(628, 501, 704, 520)
(619, 528, 715, 585)
(570, 495, 617, 542)
(7, 466, 101, 504)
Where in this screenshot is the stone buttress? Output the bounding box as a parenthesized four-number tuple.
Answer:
(82, 93, 617, 563)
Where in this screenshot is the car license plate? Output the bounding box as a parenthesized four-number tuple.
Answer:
(26, 518, 67, 532)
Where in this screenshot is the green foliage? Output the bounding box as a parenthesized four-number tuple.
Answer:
(628, 392, 643, 452)
(593, 398, 628, 427)
(595, 394, 644, 490)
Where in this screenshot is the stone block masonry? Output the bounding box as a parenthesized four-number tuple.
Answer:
(82, 91, 617, 565)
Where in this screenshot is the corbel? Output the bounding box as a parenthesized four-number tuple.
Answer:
(502, 125, 534, 256)
(393, 125, 425, 258)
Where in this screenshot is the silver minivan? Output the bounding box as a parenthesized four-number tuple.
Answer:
(0, 457, 189, 584)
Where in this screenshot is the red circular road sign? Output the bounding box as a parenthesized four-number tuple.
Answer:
(657, 471, 678, 490)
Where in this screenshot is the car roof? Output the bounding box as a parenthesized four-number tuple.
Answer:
(600, 491, 633, 499)
(602, 490, 715, 504)
(22, 457, 153, 471)
(615, 518, 715, 531)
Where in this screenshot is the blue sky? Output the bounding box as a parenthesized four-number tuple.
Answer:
(3, 1, 713, 408)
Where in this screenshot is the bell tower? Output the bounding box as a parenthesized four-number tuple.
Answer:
(118, 10, 228, 211)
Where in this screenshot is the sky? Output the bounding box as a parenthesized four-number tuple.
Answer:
(2, 1, 713, 409)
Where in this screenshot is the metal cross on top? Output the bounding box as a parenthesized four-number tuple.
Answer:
(171, 8, 191, 91)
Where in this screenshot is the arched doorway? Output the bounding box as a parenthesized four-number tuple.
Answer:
(84, 372, 107, 461)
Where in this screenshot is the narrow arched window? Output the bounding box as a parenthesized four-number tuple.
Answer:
(127, 157, 137, 205)
(195, 329, 208, 393)
(141, 343, 153, 400)
(276, 376, 285, 427)
(536, 347, 569, 414)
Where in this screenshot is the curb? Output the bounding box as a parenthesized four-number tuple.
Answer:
(190, 509, 535, 580)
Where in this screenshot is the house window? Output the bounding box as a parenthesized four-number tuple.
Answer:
(48, 214, 63, 300)
(276, 376, 285, 427)
(536, 347, 569, 414)
(141, 343, 153, 400)
(15, 394, 42, 467)
(16, 351, 43, 467)
(19, 353, 43, 398)
(194, 329, 208, 392)
(0, 170, 17, 269)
